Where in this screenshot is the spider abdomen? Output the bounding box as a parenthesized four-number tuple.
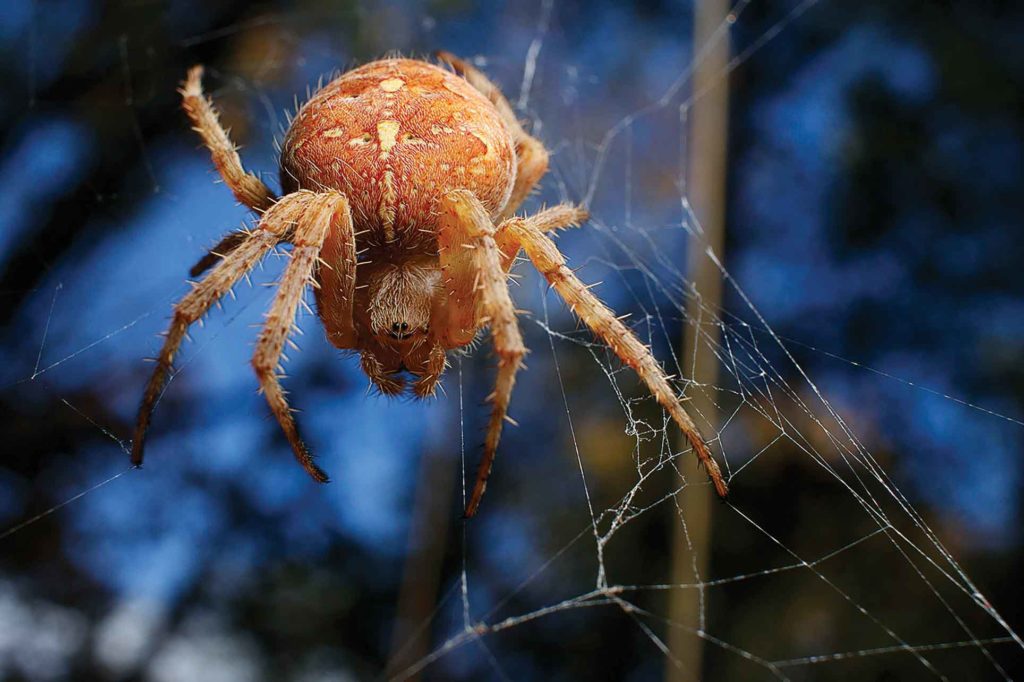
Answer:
(280, 58, 516, 250)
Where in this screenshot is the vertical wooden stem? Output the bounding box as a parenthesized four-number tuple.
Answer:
(666, 1, 731, 679)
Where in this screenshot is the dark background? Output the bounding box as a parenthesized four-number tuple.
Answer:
(1, 0, 1022, 680)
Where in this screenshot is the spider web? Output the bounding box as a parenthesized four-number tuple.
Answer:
(1, 1, 1022, 680)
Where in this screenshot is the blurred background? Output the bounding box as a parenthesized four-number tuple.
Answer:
(1, 0, 1022, 680)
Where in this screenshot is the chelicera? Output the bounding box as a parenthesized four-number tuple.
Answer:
(132, 54, 728, 516)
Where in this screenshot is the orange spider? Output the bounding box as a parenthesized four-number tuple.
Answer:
(132, 53, 728, 516)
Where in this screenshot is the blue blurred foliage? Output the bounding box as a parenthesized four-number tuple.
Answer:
(734, 21, 1023, 537)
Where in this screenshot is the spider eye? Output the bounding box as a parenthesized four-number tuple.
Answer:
(387, 321, 424, 340)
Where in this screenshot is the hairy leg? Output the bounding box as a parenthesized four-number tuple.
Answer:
(251, 192, 351, 483)
(132, 192, 319, 468)
(435, 52, 550, 220)
(507, 219, 729, 498)
(182, 65, 277, 212)
(502, 136, 549, 221)
(495, 203, 589, 271)
(189, 230, 248, 277)
(437, 190, 527, 517)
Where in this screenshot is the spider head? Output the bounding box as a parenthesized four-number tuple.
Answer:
(352, 259, 445, 396)
(357, 259, 438, 346)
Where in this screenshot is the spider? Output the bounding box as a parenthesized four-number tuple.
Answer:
(132, 53, 729, 517)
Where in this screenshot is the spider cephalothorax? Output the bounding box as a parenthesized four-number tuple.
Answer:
(282, 58, 515, 395)
(132, 54, 729, 516)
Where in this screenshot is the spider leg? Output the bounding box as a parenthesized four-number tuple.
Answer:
(189, 230, 249, 277)
(437, 190, 526, 518)
(132, 191, 320, 469)
(435, 52, 550, 220)
(181, 65, 277, 213)
(506, 218, 729, 499)
(251, 192, 352, 483)
(495, 203, 589, 271)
